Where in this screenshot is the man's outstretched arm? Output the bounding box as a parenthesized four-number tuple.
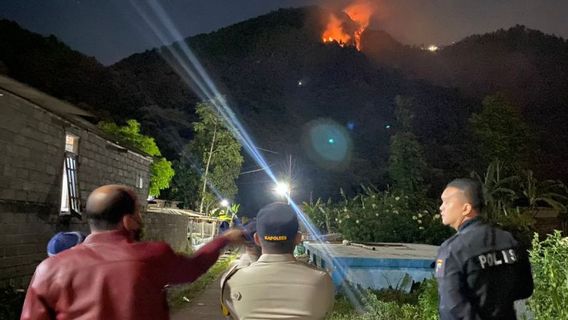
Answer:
(165, 229, 244, 284)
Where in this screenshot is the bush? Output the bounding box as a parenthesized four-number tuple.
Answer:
(417, 278, 440, 320)
(327, 279, 440, 320)
(327, 293, 419, 320)
(304, 187, 452, 245)
(527, 231, 568, 319)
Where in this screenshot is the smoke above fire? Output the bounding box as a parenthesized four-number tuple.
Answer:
(322, 0, 377, 50)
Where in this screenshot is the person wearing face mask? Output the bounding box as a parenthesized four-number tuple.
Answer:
(436, 179, 533, 320)
(21, 184, 244, 320)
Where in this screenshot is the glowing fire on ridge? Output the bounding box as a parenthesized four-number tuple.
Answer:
(322, 14, 351, 46)
(322, 1, 376, 50)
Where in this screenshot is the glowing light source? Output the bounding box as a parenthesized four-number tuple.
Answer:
(220, 199, 229, 207)
(427, 45, 439, 52)
(328, 138, 335, 144)
(273, 182, 291, 197)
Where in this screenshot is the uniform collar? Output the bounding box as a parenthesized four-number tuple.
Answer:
(83, 229, 133, 245)
(458, 216, 481, 233)
(257, 254, 296, 263)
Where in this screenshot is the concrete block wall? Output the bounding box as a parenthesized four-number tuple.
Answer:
(0, 90, 66, 207)
(142, 212, 191, 253)
(77, 130, 151, 204)
(0, 87, 152, 287)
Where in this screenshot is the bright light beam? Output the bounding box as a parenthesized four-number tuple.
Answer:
(129, 0, 366, 310)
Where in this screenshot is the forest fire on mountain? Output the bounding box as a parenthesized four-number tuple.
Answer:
(322, 1, 376, 50)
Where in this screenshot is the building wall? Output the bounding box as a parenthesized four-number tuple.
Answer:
(142, 212, 191, 253)
(0, 87, 152, 287)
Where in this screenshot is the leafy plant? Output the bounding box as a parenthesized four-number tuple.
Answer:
(326, 279, 439, 320)
(188, 102, 244, 214)
(98, 119, 174, 197)
(471, 159, 518, 221)
(417, 278, 440, 320)
(521, 170, 568, 215)
(527, 231, 568, 319)
(470, 94, 531, 170)
(304, 187, 451, 245)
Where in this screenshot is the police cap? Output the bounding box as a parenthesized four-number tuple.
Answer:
(256, 202, 298, 242)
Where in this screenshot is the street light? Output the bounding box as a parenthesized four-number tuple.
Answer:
(220, 199, 230, 207)
(273, 182, 290, 196)
(273, 182, 291, 204)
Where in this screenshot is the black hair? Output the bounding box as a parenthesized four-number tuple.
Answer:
(446, 178, 484, 212)
(86, 188, 136, 230)
(259, 238, 297, 254)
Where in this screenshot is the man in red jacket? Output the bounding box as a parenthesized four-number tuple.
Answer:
(21, 184, 244, 320)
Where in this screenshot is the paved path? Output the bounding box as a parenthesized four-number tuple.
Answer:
(170, 268, 228, 320)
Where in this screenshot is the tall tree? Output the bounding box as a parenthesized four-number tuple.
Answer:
(188, 102, 244, 214)
(98, 119, 175, 197)
(470, 94, 531, 170)
(388, 96, 428, 195)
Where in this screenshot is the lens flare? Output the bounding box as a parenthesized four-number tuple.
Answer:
(129, 0, 366, 310)
(303, 119, 352, 170)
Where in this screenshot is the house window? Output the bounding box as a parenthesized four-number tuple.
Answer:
(60, 134, 81, 217)
(137, 174, 144, 189)
(65, 134, 79, 153)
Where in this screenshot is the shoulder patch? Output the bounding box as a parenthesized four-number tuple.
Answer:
(435, 259, 444, 277)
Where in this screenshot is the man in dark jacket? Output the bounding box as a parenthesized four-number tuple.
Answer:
(21, 184, 244, 320)
(436, 178, 533, 320)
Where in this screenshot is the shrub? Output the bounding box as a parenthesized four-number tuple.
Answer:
(327, 293, 419, 320)
(417, 278, 440, 320)
(304, 187, 452, 245)
(527, 231, 568, 319)
(327, 279, 440, 320)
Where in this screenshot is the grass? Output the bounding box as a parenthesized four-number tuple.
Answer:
(167, 254, 235, 310)
(326, 279, 440, 320)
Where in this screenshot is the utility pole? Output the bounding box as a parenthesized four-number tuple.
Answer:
(199, 122, 218, 214)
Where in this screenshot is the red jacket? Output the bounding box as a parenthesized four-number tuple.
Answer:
(21, 230, 229, 320)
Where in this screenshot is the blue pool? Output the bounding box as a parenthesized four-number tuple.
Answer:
(303, 242, 438, 291)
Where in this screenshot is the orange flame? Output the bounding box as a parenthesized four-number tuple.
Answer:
(344, 1, 375, 50)
(322, 14, 351, 47)
(322, 0, 376, 50)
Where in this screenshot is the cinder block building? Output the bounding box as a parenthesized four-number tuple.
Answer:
(0, 75, 152, 287)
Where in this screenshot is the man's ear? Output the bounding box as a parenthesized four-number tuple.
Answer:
(294, 232, 302, 245)
(122, 214, 138, 231)
(253, 232, 261, 246)
(462, 203, 472, 216)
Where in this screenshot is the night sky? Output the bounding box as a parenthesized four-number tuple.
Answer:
(1, 0, 567, 65)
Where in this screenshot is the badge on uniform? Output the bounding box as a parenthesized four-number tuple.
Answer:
(435, 259, 444, 277)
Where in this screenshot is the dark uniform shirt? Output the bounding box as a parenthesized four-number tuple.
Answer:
(435, 218, 533, 320)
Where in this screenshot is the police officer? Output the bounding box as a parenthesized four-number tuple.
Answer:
(222, 202, 335, 319)
(220, 220, 261, 317)
(436, 178, 533, 319)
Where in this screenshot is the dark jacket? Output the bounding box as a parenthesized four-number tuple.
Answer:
(435, 218, 533, 320)
(21, 230, 229, 320)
